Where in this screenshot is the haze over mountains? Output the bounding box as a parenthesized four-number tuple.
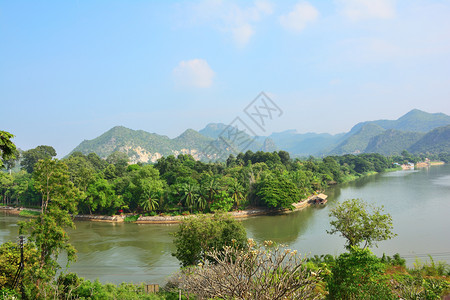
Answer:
(70, 109, 450, 163)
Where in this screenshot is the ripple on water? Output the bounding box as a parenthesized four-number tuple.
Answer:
(382, 170, 418, 177)
(432, 175, 450, 187)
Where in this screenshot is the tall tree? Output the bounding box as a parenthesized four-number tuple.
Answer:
(19, 159, 81, 296)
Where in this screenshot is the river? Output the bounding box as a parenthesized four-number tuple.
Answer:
(1, 164, 449, 285)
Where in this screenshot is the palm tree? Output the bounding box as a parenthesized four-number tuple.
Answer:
(229, 179, 245, 209)
(140, 195, 159, 213)
(202, 178, 219, 210)
(180, 183, 199, 213)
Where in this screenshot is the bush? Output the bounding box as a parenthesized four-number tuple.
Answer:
(124, 214, 140, 223)
(326, 247, 395, 300)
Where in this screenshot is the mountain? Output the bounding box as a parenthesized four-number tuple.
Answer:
(69, 109, 450, 162)
(408, 125, 450, 154)
(265, 130, 343, 157)
(331, 123, 386, 155)
(329, 109, 450, 155)
(364, 129, 425, 155)
(71, 125, 268, 163)
(70, 126, 215, 163)
(198, 123, 228, 139)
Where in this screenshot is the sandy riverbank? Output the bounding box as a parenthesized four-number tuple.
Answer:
(1, 195, 315, 224)
(416, 161, 445, 168)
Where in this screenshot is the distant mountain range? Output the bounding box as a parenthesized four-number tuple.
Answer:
(69, 109, 450, 163)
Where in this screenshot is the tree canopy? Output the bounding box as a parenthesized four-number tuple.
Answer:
(327, 198, 396, 250)
(172, 213, 247, 267)
(0, 130, 17, 169)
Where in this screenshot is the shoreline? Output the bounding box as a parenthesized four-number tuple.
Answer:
(3, 163, 444, 225)
(0, 196, 314, 225)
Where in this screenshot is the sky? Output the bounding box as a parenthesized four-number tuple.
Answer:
(1, 0, 450, 157)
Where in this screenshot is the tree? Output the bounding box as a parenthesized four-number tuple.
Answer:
(180, 183, 200, 212)
(327, 199, 396, 250)
(130, 165, 164, 212)
(0, 130, 17, 169)
(0, 241, 39, 296)
(228, 178, 245, 209)
(21, 145, 57, 173)
(19, 158, 82, 296)
(256, 173, 300, 209)
(172, 213, 247, 267)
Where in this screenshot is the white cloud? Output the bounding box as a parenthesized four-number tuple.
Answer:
(185, 0, 273, 47)
(232, 24, 255, 48)
(336, 0, 396, 20)
(173, 59, 215, 88)
(279, 2, 319, 32)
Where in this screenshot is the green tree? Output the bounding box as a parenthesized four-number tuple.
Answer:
(256, 173, 300, 209)
(172, 213, 247, 267)
(0, 241, 39, 295)
(84, 177, 122, 215)
(327, 247, 394, 300)
(21, 145, 57, 173)
(129, 165, 164, 213)
(0, 130, 17, 170)
(180, 183, 200, 212)
(19, 159, 82, 296)
(228, 178, 245, 209)
(327, 198, 396, 250)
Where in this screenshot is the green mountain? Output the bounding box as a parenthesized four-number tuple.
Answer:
(331, 123, 386, 155)
(348, 109, 450, 134)
(329, 109, 450, 155)
(408, 125, 450, 154)
(70, 126, 216, 163)
(71, 125, 266, 163)
(364, 129, 425, 155)
(69, 110, 450, 162)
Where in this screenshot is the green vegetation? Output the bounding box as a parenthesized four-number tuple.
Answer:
(18, 210, 40, 217)
(19, 158, 82, 297)
(327, 199, 396, 250)
(65, 109, 450, 163)
(365, 129, 425, 155)
(171, 213, 247, 267)
(3, 145, 430, 216)
(332, 123, 386, 155)
(409, 124, 450, 154)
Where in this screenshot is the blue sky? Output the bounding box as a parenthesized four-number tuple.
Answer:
(1, 0, 450, 156)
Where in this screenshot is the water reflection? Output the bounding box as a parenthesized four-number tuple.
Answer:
(243, 208, 315, 244)
(1, 165, 449, 284)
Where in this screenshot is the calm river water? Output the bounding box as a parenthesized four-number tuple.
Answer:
(1, 164, 449, 285)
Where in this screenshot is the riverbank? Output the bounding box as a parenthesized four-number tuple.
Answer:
(0, 196, 314, 224)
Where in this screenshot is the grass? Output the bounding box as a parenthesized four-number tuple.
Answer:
(19, 210, 41, 217)
(124, 214, 140, 223)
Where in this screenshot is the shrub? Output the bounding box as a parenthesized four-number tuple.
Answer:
(326, 247, 395, 300)
(168, 240, 323, 299)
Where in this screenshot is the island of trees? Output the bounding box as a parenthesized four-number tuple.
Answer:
(1, 140, 449, 217)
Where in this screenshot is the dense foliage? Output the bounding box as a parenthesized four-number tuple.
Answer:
(2, 146, 417, 215)
(171, 213, 247, 267)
